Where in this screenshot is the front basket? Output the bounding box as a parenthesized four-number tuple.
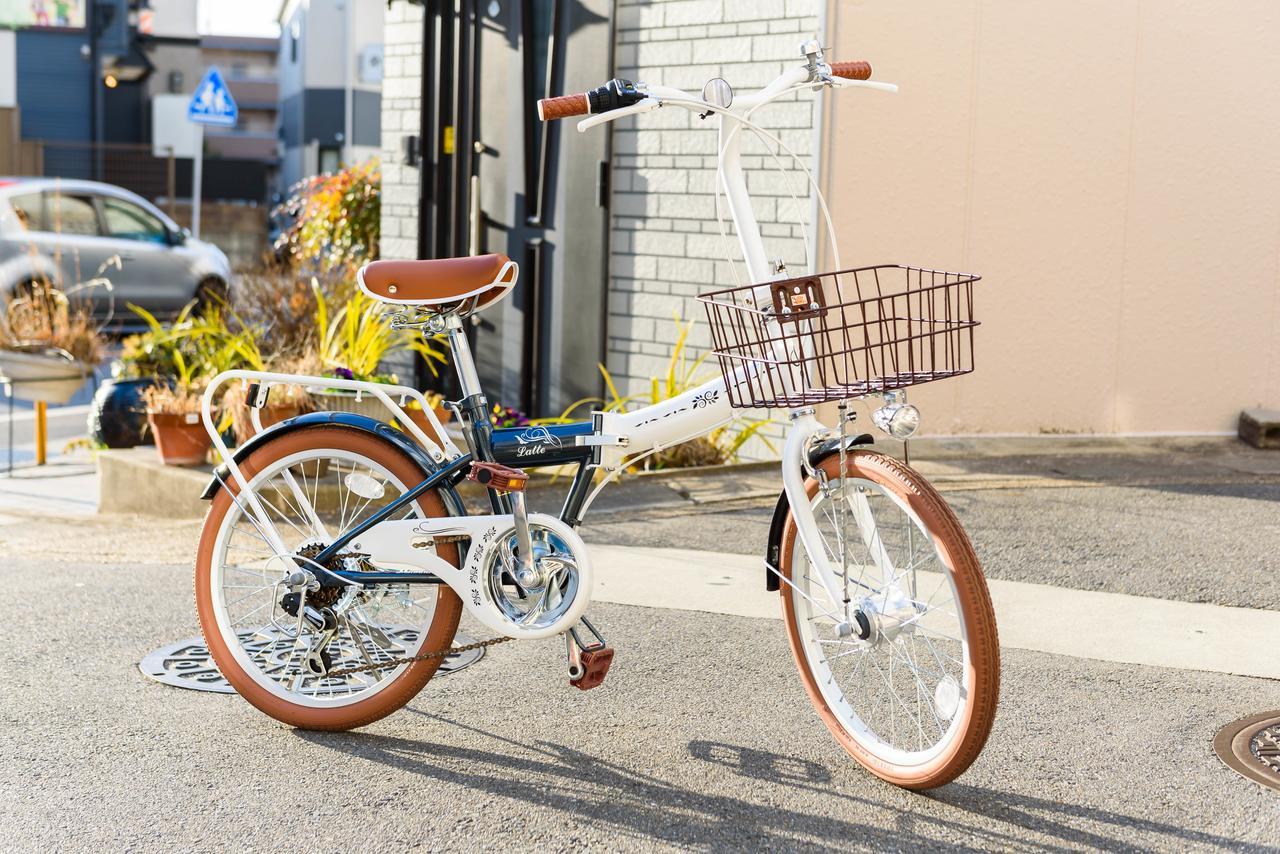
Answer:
(697, 265, 981, 409)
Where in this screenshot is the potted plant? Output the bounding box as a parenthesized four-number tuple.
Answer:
(143, 382, 212, 466)
(396, 392, 453, 446)
(92, 328, 178, 448)
(92, 301, 216, 448)
(222, 375, 313, 446)
(0, 283, 104, 405)
(309, 282, 448, 419)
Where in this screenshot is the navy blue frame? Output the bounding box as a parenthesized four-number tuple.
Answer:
(315, 414, 599, 586)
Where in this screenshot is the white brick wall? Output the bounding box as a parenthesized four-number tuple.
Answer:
(377, 1, 821, 450)
(608, 0, 821, 410)
(379, 1, 424, 262)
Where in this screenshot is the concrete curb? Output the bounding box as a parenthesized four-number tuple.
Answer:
(98, 448, 210, 518)
(96, 434, 1279, 518)
(95, 446, 786, 518)
(590, 544, 1280, 681)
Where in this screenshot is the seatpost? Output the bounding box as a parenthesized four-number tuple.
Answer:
(444, 313, 508, 512)
(445, 313, 483, 398)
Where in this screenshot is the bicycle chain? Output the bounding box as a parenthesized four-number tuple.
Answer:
(324, 635, 513, 678)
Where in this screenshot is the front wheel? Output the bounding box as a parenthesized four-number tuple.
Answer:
(779, 450, 999, 789)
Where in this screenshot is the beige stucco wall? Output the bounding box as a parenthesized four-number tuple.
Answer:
(822, 0, 1280, 435)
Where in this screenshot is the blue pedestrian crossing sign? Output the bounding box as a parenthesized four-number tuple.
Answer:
(187, 67, 238, 128)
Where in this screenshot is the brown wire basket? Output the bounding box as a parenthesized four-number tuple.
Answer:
(697, 265, 980, 409)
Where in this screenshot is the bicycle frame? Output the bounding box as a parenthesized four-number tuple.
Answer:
(200, 56, 898, 630)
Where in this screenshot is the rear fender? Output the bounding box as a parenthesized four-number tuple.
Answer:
(199, 411, 467, 517)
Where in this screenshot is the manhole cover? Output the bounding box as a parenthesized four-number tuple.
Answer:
(1214, 710, 1280, 792)
(140, 627, 486, 694)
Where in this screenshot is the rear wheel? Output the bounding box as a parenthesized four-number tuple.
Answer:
(195, 426, 463, 730)
(779, 450, 999, 789)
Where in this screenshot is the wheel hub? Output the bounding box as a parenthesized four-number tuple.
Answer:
(854, 585, 919, 644)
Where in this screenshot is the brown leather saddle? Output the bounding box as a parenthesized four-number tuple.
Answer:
(358, 254, 518, 315)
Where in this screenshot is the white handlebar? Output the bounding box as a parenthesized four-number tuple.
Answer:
(575, 68, 897, 133)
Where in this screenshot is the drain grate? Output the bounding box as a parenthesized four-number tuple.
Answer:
(139, 627, 486, 694)
(1214, 710, 1280, 792)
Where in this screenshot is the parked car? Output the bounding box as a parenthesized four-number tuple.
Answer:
(0, 177, 231, 322)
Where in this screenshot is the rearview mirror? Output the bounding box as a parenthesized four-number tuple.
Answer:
(702, 78, 733, 110)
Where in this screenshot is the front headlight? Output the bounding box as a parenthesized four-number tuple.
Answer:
(872, 393, 921, 440)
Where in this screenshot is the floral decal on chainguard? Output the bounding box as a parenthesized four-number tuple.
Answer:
(692, 389, 720, 409)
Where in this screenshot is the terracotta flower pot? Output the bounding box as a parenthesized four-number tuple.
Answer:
(402, 405, 453, 447)
(147, 411, 213, 466)
(232, 404, 302, 446)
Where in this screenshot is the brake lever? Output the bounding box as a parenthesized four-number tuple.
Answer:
(828, 78, 900, 94)
(576, 97, 661, 133)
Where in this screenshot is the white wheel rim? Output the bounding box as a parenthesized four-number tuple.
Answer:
(789, 476, 972, 767)
(208, 448, 443, 709)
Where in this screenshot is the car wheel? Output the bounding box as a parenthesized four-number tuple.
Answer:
(194, 277, 227, 314)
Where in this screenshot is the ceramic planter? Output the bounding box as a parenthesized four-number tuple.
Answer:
(90, 377, 172, 448)
(0, 348, 89, 405)
(147, 411, 212, 466)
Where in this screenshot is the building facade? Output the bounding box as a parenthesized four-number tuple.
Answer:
(3, 0, 279, 205)
(381, 0, 1280, 435)
(277, 0, 384, 192)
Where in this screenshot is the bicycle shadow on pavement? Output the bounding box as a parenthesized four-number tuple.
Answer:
(296, 719, 1243, 850)
(691, 736, 1249, 850)
(923, 783, 1251, 852)
(298, 726, 916, 850)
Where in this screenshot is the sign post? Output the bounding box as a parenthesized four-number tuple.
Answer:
(186, 67, 238, 239)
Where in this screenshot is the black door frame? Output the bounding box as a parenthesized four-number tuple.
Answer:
(413, 0, 612, 415)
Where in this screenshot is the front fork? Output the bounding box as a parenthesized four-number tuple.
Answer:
(782, 408, 903, 626)
(781, 410, 849, 613)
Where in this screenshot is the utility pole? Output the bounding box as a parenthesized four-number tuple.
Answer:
(342, 0, 354, 166)
(88, 0, 102, 180)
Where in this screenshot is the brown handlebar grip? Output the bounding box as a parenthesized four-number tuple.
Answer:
(537, 93, 590, 121)
(830, 61, 873, 80)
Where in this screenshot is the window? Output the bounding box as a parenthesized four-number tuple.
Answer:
(319, 146, 341, 175)
(101, 197, 168, 244)
(43, 193, 100, 236)
(9, 193, 43, 231)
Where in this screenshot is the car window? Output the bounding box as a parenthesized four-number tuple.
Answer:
(43, 193, 101, 237)
(101, 197, 169, 244)
(9, 193, 43, 231)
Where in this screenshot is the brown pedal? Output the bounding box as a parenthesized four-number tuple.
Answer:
(570, 647, 614, 691)
(468, 461, 529, 492)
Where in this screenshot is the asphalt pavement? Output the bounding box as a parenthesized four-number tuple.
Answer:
(1, 436, 1278, 851)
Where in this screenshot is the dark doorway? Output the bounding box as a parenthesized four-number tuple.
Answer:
(416, 0, 613, 418)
